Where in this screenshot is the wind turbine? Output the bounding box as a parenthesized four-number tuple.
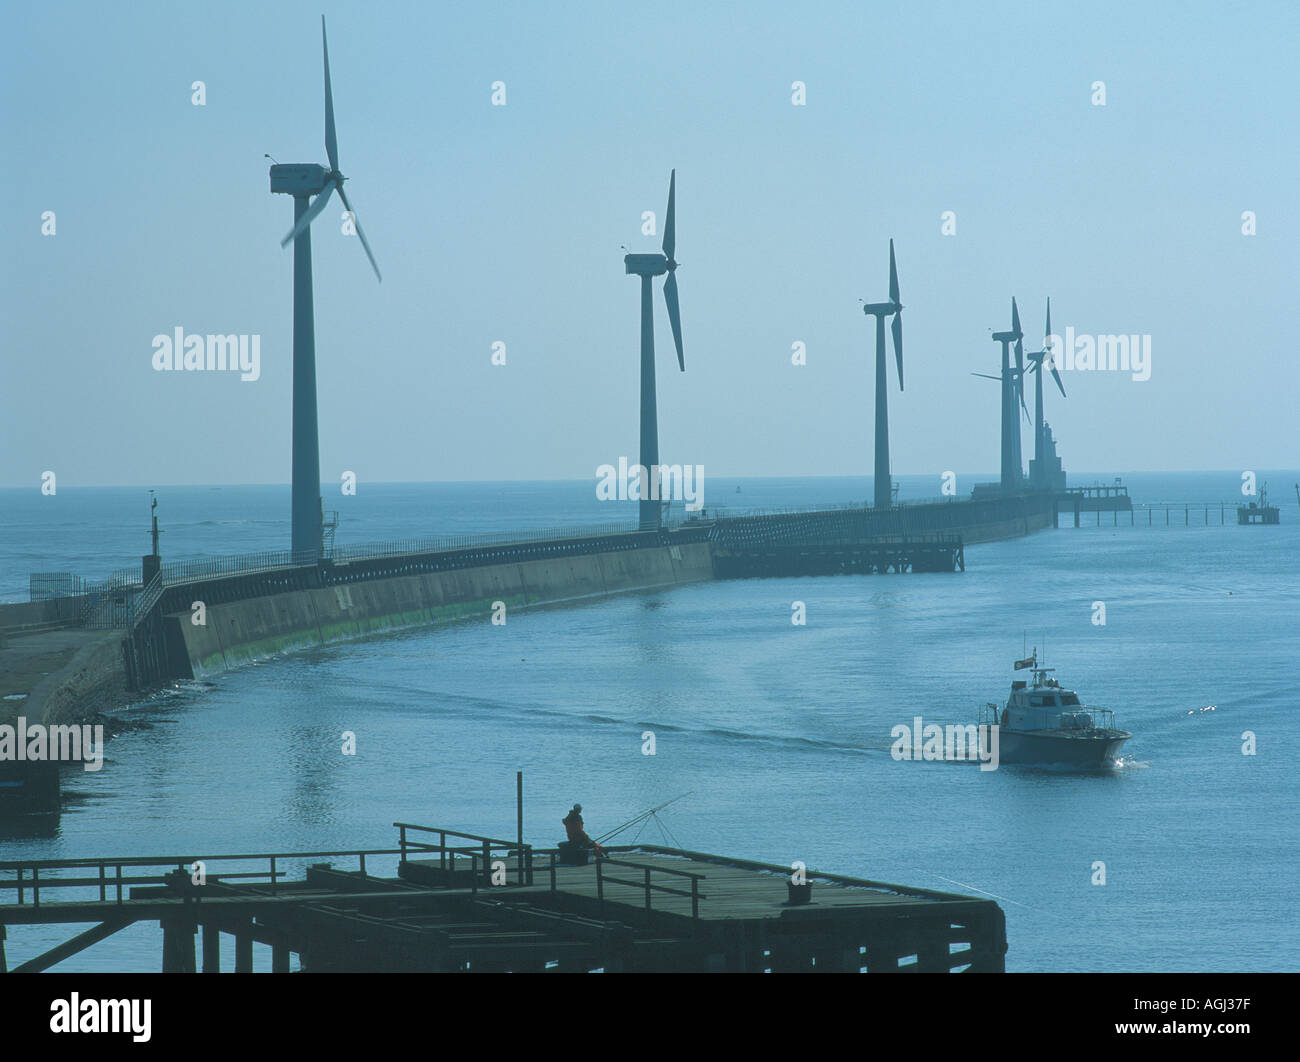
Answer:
(1023, 298, 1067, 489)
(1010, 298, 1029, 481)
(270, 16, 381, 560)
(624, 170, 685, 531)
(973, 298, 1025, 494)
(861, 240, 904, 510)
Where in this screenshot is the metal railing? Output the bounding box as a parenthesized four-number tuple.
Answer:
(0, 848, 403, 907)
(28, 573, 85, 601)
(394, 822, 533, 887)
(127, 572, 165, 628)
(32, 519, 664, 606)
(979, 702, 1120, 732)
(157, 521, 649, 586)
(595, 856, 707, 920)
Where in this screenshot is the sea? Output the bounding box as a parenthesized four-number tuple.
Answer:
(1, 471, 1297, 973)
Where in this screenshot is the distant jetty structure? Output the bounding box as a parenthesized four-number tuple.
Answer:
(1237, 483, 1280, 526)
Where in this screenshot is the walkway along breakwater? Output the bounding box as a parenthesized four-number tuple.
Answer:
(13, 492, 1057, 705)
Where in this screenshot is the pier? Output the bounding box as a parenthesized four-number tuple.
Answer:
(1058, 499, 1274, 528)
(1053, 484, 1133, 527)
(1237, 485, 1280, 525)
(0, 822, 1006, 973)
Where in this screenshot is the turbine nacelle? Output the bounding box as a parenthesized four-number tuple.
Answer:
(624, 253, 671, 278)
(272, 16, 381, 283)
(862, 301, 901, 316)
(1024, 297, 1066, 398)
(861, 238, 904, 391)
(269, 163, 332, 197)
(624, 170, 684, 372)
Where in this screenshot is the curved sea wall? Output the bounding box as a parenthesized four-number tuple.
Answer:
(8, 493, 1055, 711)
(174, 541, 714, 679)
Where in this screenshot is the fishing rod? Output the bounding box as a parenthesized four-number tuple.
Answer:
(594, 793, 690, 844)
(594, 793, 691, 844)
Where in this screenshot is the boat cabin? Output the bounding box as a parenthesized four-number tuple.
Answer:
(981, 659, 1116, 734)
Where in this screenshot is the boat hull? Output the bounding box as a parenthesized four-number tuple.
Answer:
(998, 728, 1130, 766)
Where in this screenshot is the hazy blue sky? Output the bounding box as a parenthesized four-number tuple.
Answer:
(3, 0, 1297, 488)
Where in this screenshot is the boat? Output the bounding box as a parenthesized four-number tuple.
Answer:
(978, 651, 1130, 766)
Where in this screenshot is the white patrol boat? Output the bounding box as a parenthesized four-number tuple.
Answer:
(979, 651, 1130, 766)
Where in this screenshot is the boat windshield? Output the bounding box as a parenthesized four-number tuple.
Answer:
(1060, 693, 1081, 706)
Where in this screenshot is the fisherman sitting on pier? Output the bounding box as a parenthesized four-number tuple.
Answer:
(561, 804, 605, 861)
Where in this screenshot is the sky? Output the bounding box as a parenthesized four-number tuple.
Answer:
(2, 0, 1297, 488)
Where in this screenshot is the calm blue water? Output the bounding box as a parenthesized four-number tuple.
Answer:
(1, 473, 1297, 972)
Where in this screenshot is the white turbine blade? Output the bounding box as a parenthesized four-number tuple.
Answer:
(322, 16, 338, 172)
(663, 270, 684, 370)
(280, 181, 336, 247)
(337, 185, 382, 282)
(662, 169, 676, 261)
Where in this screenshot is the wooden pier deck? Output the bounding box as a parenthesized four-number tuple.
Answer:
(0, 827, 1007, 974)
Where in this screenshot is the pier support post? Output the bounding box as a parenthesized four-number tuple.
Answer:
(1074, 498, 1080, 527)
(864, 939, 898, 972)
(0, 924, 6, 974)
(201, 922, 220, 973)
(272, 944, 291, 973)
(919, 934, 947, 972)
(235, 925, 253, 973)
(161, 916, 196, 973)
(517, 770, 525, 885)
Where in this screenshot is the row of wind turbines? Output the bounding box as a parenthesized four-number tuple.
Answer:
(270, 18, 1068, 557)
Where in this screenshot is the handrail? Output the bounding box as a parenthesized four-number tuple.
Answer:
(155, 521, 648, 586)
(712, 532, 963, 548)
(392, 822, 521, 848)
(0, 848, 405, 906)
(595, 856, 707, 920)
(127, 571, 165, 628)
(30, 497, 999, 608)
(394, 823, 532, 886)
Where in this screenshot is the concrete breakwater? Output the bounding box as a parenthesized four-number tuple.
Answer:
(6, 491, 1057, 724)
(169, 493, 1052, 682)
(175, 539, 714, 679)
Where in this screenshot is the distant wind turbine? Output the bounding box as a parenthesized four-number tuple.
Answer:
(973, 298, 1025, 494)
(861, 240, 905, 510)
(1022, 298, 1067, 489)
(270, 16, 382, 559)
(623, 170, 686, 531)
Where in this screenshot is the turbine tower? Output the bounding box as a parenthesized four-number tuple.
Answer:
(270, 16, 381, 561)
(861, 240, 904, 510)
(976, 298, 1026, 495)
(1024, 298, 1067, 489)
(1010, 299, 1027, 483)
(624, 170, 685, 531)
